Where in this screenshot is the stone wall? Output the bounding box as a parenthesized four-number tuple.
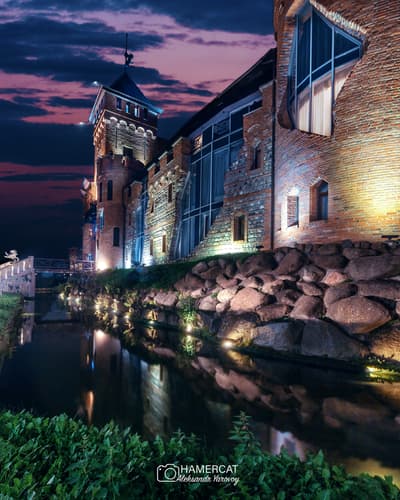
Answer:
(272, 0, 400, 248)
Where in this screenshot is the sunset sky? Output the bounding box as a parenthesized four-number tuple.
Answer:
(0, 0, 275, 259)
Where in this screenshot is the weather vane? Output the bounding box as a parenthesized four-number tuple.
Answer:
(124, 33, 133, 67)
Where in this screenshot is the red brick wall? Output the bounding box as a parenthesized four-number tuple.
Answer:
(273, 0, 400, 248)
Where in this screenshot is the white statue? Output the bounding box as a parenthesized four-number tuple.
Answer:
(4, 250, 19, 263)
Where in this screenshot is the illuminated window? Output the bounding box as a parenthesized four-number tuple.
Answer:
(113, 227, 120, 247)
(134, 105, 139, 118)
(99, 208, 104, 231)
(107, 180, 113, 201)
(168, 183, 173, 203)
(125, 102, 130, 113)
(287, 196, 299, 227)
(288, 2, 362, 136)
(310, 180, 328, 221)
(233, 214, 247, 241)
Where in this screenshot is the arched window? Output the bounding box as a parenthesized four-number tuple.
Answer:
(310, 180, 328, 221)
(288, 3, 362, 136)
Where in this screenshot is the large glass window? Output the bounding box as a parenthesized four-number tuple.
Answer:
(288, 3, 362, 136)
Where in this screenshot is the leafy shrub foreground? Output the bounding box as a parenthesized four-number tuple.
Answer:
(0, 411, 398, 500)
(0, 293, 22, 338)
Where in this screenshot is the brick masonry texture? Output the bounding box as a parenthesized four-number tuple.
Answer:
(272, 0, 400, 249)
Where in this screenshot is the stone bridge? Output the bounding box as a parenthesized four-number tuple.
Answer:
(0, 257, 94, 298)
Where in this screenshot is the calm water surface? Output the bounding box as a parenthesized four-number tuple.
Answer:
(1, 295, 400, 484)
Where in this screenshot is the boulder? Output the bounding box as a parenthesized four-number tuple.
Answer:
(216, 302, 230, 314)
(198, 295, 218, 312)
(346, 255, 400, 281)
(257, 303, 291, 322)
(191, 261, 208, 275)
(321, 270, 349, 286)
(275, 289, 302, 306)
(253, 321, 303, 352)
(241, 276, 263, 289)
(342, 248, 378, 259)
(224, 262, 236, 278)
(198, 266, 222, 281)
(310, 254, 347, 270)
(274, 249, 306, 275)
(297, 281, 323, 296)
(237, 252, 276, 277)
(326, 295, 391, 334)
(217, 312, 259, 343)
(299, 264, 325, 283)
(323, 283, 357, 307)
(369, 323, 400, 361)
(217, 286, 238, 304)
(300, 319, 368, 359)
(357, 280, 400, 301)
(175, 273, 205, 292)
(230, 288, 266, 312)
(216, 274, 239, 288)
(290, 296, 323, 320)
(316, 243, 341, 255)
(261, 278, 284, 295)
(153, 291, 178, 308)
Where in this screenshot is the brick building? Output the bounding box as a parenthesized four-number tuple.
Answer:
(83, 0, 399, 269)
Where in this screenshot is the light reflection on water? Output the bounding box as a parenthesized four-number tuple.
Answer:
(1, 295, 400, 485)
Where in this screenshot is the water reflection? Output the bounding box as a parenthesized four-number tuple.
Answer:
(1, 295, 400, 485)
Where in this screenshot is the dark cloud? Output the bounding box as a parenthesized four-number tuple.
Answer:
(0, 98, 48, 120)
(12, 0, 274, 35)
(152, 85, 213, 98)
(0, 121, 92, 166)
(0, 172, 86, 182)
(47, 97, 94, 108)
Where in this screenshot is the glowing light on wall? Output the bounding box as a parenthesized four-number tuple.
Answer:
(96, 258, 109, 271)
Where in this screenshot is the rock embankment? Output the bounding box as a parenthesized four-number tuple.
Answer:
(167, 241, 400, 362)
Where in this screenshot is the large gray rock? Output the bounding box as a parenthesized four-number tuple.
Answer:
(321, 270, 349, 286)
(198, 266, 222, 281)
(175, 273, 205, 292)
(316, 243, 341, 256)
(326, 295, 391, 334)
(323, 283, 357, 307)
(290, 296, 323, 320)
(369, 323, 400, 361)
(357, 280, 400, 301)
(217, 286, 238, 304)
(275, 288, 302, 306)
(346, 255, 400, 281)
(154, 291, 178, 308)
(299, 264, 325, 283)
(217, 312, 259, 343)
(261, 278, 284, 295)
(311, 254, 348, 270)
(230, 287, 266, 312)
(297, 281, 323, 296)
(301, 319, 368, 359)
(257, 303, 291, 322)
(253, 321, 303, 352)
(342, 248, 377, 260)
(216, 274, 239, 289)
(274, 249, 306, 275)
(241, 276, 263, 289)
(237, 252, 276, 277)
(198, 295, 218, 312)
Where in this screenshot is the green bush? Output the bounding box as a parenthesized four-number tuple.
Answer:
(0, 411, 398, 499)
(0, 293, 22, 338)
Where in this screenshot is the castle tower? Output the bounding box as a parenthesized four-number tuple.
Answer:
(88, 47, 162, 270)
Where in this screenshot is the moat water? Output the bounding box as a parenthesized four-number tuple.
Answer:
(1, 294, 400, 485)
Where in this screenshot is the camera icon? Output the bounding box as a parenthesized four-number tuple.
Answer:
(156, 464, 180, 482)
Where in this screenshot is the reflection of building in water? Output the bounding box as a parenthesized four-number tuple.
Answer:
(19, 300, 35, 345)
(141, 361, 171, 439)
(270, 429, 315, 460)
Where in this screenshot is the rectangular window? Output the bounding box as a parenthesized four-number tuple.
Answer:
(98, 182, 103, 202)
(251, 146, 263, 170)
(233, 214, 246, 241)
(134, 105, 139, 118)
(287, 196, 299, 227)
(149, 238, 154, 256)
(123, 146, 133, 158)
(99, 208, 104, 231)
(116, 97, 122, 110)
(113, 227, 120, 247)
(125, 102, 130, 113)
(168, 183, 173, 203)
(162, 234, 167, 253)
(107, 180, 113, 201)
(143, 108, 148, 120)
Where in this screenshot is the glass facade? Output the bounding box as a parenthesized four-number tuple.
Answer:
(288, 3, 362, 136)
(175, 101, 261, 258)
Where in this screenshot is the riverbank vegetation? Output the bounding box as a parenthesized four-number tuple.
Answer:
(0, 293, 22, 348)
(0, 410, 398, 499)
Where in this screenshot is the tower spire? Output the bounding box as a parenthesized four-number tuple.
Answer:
(124, 33, 133, 68)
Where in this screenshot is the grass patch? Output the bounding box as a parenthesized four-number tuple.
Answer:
(0, 410, 398, 499)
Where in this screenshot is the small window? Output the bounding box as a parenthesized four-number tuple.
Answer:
(96, 239, 99, 249)
(310, 180, 329, 221)
(134, 105, 139, 118)
(107, 180, 113, 201)
(143, 108, 148, 120)
(167, 150, 173, 163)
(287, 195, 299, 227)
(99, 208, 104, 231)
(113, 227, 120, 247)
(149, 238, 154, 256)
(150, 199, 154, 213)
(168, 183, 173, 203)
(251, 145, 262, 170)
(123, 146, 133, 158)
(162, 234, 167, 253)
(233, 214, 247, 241)
(154, 163, 160, 174)
(125, 102, 130, 113)
(116, 97, 122, 110)
(98, 182, 103, 202)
